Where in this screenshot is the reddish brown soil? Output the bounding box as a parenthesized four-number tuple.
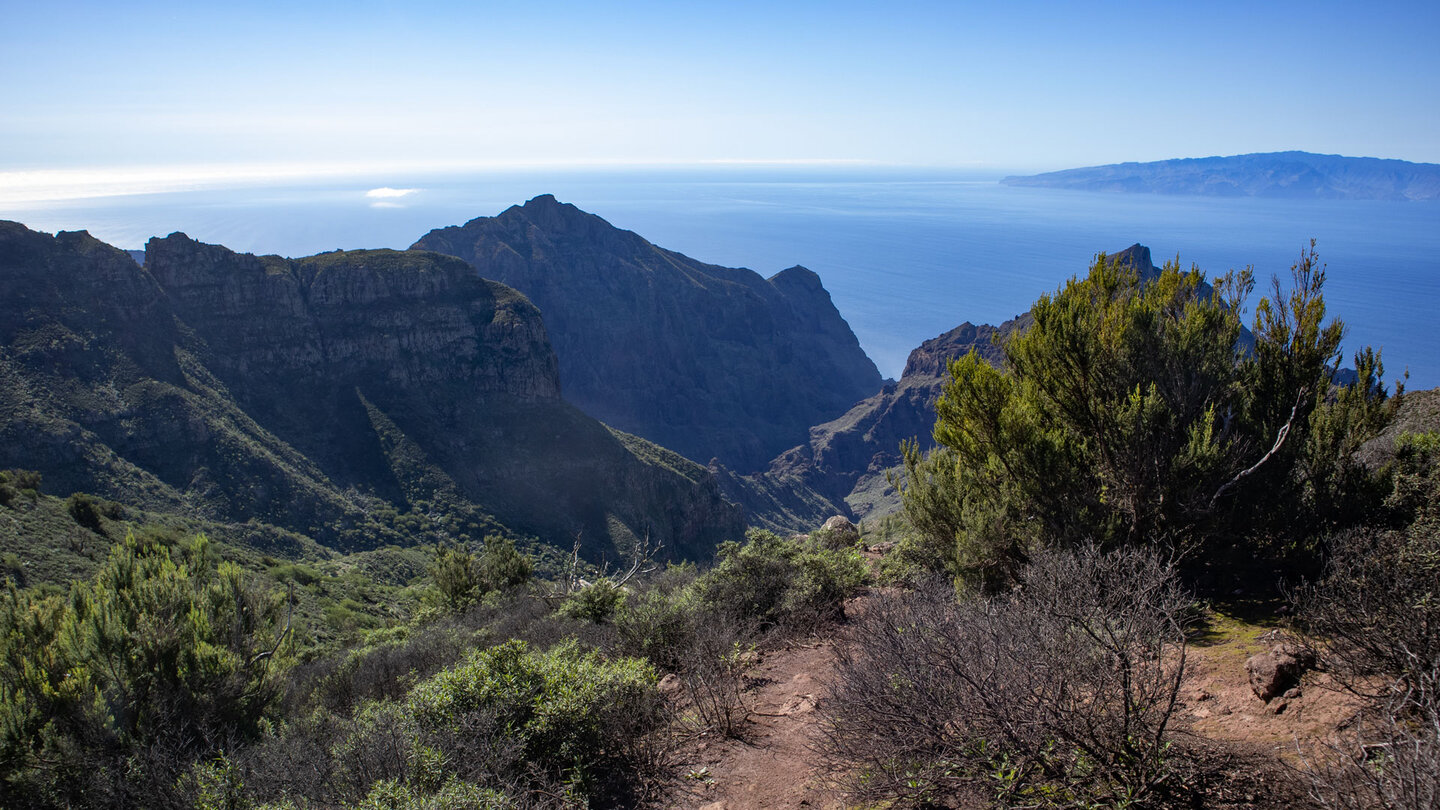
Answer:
(668, 637, 847, 809)
(1177, 622, 1362, 761)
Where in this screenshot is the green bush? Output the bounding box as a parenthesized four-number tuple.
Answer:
(559, 578, 626, 623)
(429, 538, 534, 614)
(0, 470, 42, 507)
(897, 245, 1393, 589)
(0, 534, 289, 807)
(477, 535, 532, 592)
(64, 492, 104, 531)
(692, 528, 868, 630)
(402, 638, 662, 803)
(429, 543, 481, 612)
(352, 778, 515, 810)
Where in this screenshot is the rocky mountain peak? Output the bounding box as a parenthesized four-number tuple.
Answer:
(1109, 243, 1155, 276)
(413, 199, 883, 471)
(769, 265, 824, 293)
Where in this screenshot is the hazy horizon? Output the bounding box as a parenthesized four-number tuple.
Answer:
(3, 1, 1436, 180)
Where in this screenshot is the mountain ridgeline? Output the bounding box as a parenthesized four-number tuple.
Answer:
(1003, 151, 1440, 201)
(0, 221, 742, 562)
(413, 195, 884, 472)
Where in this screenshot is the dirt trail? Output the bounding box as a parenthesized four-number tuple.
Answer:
(670, 636, 849, 809)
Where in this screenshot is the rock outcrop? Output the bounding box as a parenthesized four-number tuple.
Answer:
(412, 195, 884, 472)
(0, 222, 742, 561)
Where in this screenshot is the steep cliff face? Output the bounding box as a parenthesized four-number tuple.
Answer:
(0, 222, 742, 561)
(412, 195, 884, 471)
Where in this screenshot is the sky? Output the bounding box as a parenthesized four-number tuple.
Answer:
(2, 0, 1438, 197)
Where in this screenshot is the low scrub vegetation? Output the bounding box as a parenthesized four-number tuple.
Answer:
(823, 545, 1190, 807)
(0, 520, 869, 807)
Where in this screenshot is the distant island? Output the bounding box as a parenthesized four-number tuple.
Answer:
(1002, 151, 1440, 201)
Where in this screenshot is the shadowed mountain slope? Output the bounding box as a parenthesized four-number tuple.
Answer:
(0, 222, 742, 562)
(412, 195, 884, 472)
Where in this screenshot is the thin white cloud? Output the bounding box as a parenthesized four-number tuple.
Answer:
(0, 158, 888, 205)
(364, 187, 420, 199)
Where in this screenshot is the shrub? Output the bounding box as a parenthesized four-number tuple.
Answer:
(822, 545, 1190, 807)
(0, 534, 289, 808)
(559, 578, 626, 623)
(64, 492, 104, 531)
(0, 470, 42, 507)
(613, 579, 759, 737)
(1292, 435, 1439, 808)
(477, 535, 532, 592)
(429, 543, 482, 612)
(897, 246, 1393, 590)
(691, 528, 868, 632)
(403, 639, 663, 804)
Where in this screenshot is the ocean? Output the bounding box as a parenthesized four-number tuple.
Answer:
(5, 167, 1438, 388)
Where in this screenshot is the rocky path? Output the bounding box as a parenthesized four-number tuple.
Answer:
(670, 636, 849, 809)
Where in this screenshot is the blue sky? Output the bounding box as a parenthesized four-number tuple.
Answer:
(2, 0, 1437, 183)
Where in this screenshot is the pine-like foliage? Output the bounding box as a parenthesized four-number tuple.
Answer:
(0, 534, 288, 807)
(898, 243, 1393, 588)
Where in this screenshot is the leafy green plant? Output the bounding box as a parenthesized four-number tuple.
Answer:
(429, 543, 482, 612)
(692, 528, 868, 631)
(0, 533, 290, 807)
(560, 577, 626, 623)
(402, 638, 662, 803)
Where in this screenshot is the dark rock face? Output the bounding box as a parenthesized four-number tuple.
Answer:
(1002, 151, 1440, 201)
(0, 222, 742, 561)
(412, 195, 883, 472)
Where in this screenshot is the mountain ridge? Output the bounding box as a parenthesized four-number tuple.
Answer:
(0, 221, 743, 562)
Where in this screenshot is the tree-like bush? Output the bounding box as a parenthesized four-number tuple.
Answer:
(429, 542, 482, 612)
(897, 244, 1392, 589)
(823, 545, 1190, 807)
(0, 534, 289, 808)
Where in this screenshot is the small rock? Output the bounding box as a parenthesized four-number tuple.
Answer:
(1283, 686, 1303, 700)
(1192, 707, 1213, 719)
(658, 673, 682, 696)
(1268, 698, 1289, 715)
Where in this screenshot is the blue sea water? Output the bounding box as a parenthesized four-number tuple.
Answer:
(5, 168, 1438, 388)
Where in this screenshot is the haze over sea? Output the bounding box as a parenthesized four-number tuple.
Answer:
(6, 168, 1438, 388)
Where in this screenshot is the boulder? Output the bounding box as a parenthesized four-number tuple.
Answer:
(818, 515, 860, 548)
(1245, 649, 1305, 701)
